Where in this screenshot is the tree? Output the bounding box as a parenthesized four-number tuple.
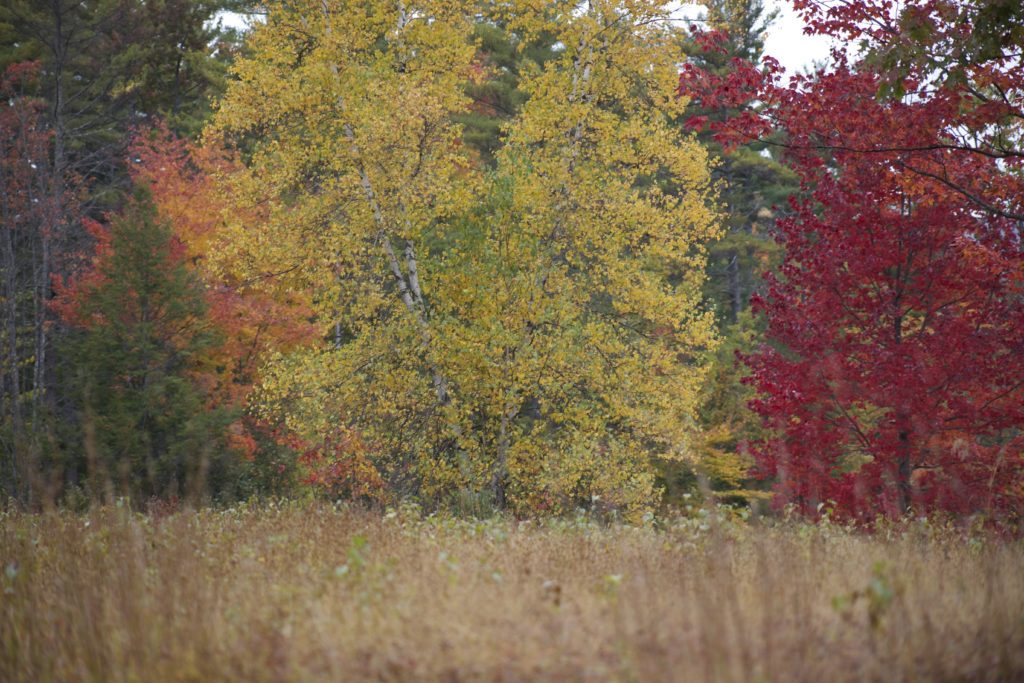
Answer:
(127, 0, 248, 136)
(52, 188, 234, 501)
(681, 0, 1024, 523)
(745, 72, 1024, 521)
(211, 0, 720, 518)
(209, 0, 482, 503)
(678, 2, 795, 326)
(129, 124, 321, 496)
(668, 0, 795, 506)
(454, 13, 558, 167)
(0, 62, 67, 501)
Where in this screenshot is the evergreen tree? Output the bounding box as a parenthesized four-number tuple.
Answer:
(682, 0, 795, 326)
(661, 0, 797, 506)
(54, 188, 234, 501)
(456, 14, 558, 167)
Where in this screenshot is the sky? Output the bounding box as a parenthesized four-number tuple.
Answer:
(761, 1, 833, 73)
(669, 0, 834, 73)
(217, 1, 835, 74)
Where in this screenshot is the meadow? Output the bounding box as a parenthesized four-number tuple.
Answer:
(2, 504, 1022, 682)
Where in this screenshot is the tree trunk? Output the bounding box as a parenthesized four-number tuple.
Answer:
(892, 303, 912, 514)
(492, 396, 521, 509)
(894, 420, 912, 515)
(32, 225, 51, 420)
(726, 251, 742, 323)
(1, 206, 23, 498)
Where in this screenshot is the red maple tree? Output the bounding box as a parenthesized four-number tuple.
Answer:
(680, 2, 1024, 523)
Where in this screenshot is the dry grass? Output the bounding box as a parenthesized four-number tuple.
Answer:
(1, 503, 1022, 682)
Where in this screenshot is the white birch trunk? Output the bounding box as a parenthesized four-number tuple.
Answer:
(321, 1, 453, 408)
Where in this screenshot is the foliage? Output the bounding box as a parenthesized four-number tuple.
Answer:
(129, 125, 318, 483)
(792, 0, 1024, 115)
(134, 125, 343, 498)
(210, 0, 720, 519)
(664, 309, 771, 506)
(454, 13, 558, 167)
(208, 0, 484, 506)
(297, 428, 386, 504)
(746, 65, 1024, 522)
(52, 188, 237, 501)
(682, 0, 1024, 523)
(678, 0, 795, 326)
(0, 62, 68, 501)
(671, 0, 795, 506)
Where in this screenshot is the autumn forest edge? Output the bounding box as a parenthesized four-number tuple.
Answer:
(1, 0, 1022, 527)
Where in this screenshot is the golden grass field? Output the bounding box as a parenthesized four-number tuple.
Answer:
(2, 503, 1022, 682)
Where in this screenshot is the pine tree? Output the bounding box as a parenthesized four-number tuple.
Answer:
(54, 188, 234, 501)
(681, 0, 795, 326)
(455, 13, 558, 167)
(668, 0, 796, 505)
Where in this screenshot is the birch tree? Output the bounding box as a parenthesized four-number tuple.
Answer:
(209, 0, 481, 498)
(211, 0, 719, 517)
(461, 0, 720, 514)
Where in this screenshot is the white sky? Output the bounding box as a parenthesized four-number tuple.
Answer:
(761, 1, 833, 73)
(217, 1, 833, 74)
(670, 0, 833, 74)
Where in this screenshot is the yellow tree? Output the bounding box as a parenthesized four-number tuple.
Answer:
(438, 0, 721, 515)
(210, 0, 719, 518)
(208, 0, 480, 497)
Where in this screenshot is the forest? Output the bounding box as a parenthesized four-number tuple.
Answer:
(0, 0, 1022, 680)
